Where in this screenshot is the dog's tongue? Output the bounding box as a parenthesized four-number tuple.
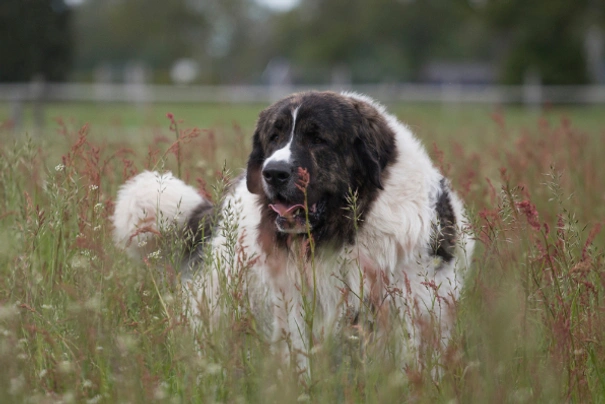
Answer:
(269, 203, 305, 219)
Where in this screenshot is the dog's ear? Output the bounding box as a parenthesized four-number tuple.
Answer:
(246, 128, 264, 194)
(351, 99, 396, 190)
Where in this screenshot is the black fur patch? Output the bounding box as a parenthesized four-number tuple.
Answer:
(246, 91, 398, 252)
(431, 178, 457, 263)
(184, 201, 214, 257)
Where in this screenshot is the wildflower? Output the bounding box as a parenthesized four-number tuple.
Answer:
(55, 164, 65, 171)
(9, 375, 25, 395)
(86, 395, 102, 404)
(89, 185, 98, 191)
(116, 335, 137, 353)
(58, 361, 74, 373)
(295, 167, 310, 192)
(516, 200, 541, 231)
(297, 393, 310, 402)
(147, 250, 162, 260)
(154, 382, 169, 400)
(388, 371, 406, 388)
(61, 392, 76, 404)
(0, 305, 18, 321)
(205, 363, 222, 375)
(84, 295, 101, 312)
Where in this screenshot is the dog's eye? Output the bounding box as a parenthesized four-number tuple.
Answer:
(269, 133, 279, 143)
(310, 133, 325, 145)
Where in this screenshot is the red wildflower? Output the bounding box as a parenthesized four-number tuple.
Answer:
(516, 200, 541, 231)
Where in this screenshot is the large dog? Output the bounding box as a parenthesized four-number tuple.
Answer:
(112, 91, 474, 370)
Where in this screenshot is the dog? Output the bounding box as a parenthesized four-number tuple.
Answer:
(112, 91, 474, 371)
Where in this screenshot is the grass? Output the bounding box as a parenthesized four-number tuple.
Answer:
(0, 101, 604, 402)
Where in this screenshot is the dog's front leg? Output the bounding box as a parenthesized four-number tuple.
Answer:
(271, 290, 311, 376)
(181, 262, 224, 334)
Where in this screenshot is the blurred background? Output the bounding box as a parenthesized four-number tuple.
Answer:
(1, 0, 605, 130)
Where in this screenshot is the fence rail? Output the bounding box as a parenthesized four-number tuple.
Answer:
(2, 82, 605, 105)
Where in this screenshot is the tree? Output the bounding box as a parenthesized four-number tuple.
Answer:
(73, 0, 209, 81)
(0, 0, 73, 82)
(72, 0, 270, 84)
(271, 0, 471, 83)
(480, 0, 594, 85)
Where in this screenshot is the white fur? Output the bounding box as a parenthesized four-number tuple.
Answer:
(112, 93, 475, 372)
(262, 105, 300, 167)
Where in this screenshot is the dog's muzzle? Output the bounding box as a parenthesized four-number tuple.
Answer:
(262, 161, 313, 234)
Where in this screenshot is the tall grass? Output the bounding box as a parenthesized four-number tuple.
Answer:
(0, 109, 603, 403)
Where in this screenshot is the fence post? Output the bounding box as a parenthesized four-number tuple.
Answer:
(523, 69, 542, 109)
(10, 87, 24, 133)
(31, 75, 46, 136)
(124, 62, 150, 108)
(94, 64, 113, 103)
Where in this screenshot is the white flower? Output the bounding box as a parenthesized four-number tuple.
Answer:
(9, 375, 25, 395)
(86, 395, 102, 404)
(205, 363, 222, 375)
(55, 164, 65, 171)
(0, 305, 18, 321)
(154, 382, 169, 400)
(147, 250, 162, 260)
(297, 393, 310, 402)
(58, 360, 74, 373)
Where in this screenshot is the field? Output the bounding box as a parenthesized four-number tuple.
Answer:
(0, 101, 604, 403)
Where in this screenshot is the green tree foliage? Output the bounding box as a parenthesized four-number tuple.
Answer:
(272, 0, 471, 82)
(479, 0, 598, 85)
(74, 0, 209, 79)
(197, 0, 275, 84)
(54, 0, 605, 84)
(0, 0, 73, 82)
(73, 0, 273, 84)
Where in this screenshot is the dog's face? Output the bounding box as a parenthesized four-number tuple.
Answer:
(247, 91, 397, 238)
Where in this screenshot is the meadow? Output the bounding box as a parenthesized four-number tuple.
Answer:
(0, 100, 604, 403)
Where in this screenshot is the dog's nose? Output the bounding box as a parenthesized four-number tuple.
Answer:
(262, 161, 291, 187)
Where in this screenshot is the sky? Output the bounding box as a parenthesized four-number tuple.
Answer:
(255, 0, 299, 11)
(64, 0, 300, 11)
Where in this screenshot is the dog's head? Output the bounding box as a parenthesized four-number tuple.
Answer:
(246, 91, 397, 238)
